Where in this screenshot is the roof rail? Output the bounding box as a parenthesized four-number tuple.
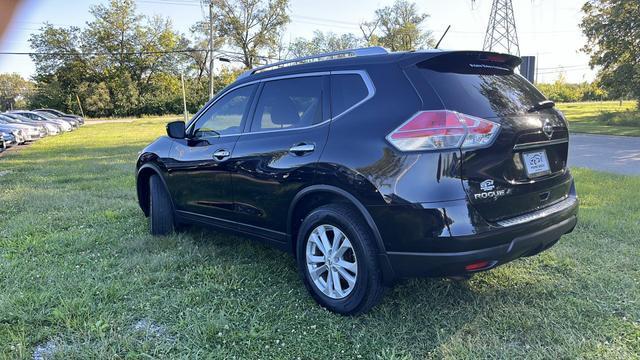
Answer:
(237, 46, 389, 80)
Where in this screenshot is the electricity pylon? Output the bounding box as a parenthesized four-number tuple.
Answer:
(482, 0, 520, 56)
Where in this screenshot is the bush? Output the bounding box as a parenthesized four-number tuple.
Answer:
(536, 79, 609, 103)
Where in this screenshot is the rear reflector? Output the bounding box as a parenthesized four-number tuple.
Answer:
(464, 261, 491, 271)
(386, 110, 500, 151)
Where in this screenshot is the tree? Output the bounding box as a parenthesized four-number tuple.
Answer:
(0, 73, 33, 111)
(187, 21, 226, 81)
(211, 0, 290, 68)
(77, 81, 112, 117)
(361, 0, 433, 51)
(580, 0, 640, 108)
(288, 31, 362, 58)
(29, 0, 192, 116)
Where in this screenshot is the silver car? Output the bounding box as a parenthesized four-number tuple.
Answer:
(34, 111, 80, 128)
(10, 111, 73, 132)
(0, 125, 25, 144)
(0, 114, 46, 139)
(34, 108, 85, 125)
(2, 112, 60, 135)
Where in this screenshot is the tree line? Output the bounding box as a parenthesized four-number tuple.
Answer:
(1, 0, 434, 117)
(0, 0, 637, 116)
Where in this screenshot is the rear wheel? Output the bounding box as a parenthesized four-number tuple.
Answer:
(149, 174, 175, 235)
(296, 204, 385, 315)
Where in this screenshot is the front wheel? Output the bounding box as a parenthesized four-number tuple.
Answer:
(149, 174, 175, 235)
(296, 204, 385, 315)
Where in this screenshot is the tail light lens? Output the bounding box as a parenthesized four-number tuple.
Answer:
(386, 110, 500, 151)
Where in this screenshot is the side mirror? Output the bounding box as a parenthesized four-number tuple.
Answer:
(166, 120, 186, 139)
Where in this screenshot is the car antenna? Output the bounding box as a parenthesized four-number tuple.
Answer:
(435, 25, 451, 49)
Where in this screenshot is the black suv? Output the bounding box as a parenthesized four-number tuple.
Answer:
(136, 47, 578, 314)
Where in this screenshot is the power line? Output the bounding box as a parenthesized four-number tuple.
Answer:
(1, 49, 205, 56)
(0, 48, 280, 62)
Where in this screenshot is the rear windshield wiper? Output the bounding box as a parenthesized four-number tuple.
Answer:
(528, 100, 555, 113)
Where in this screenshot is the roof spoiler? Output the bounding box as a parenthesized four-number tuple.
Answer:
(417, 51, 522, 72)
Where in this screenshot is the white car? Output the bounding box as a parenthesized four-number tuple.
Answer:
(10, 111, 73, 132)
(2, 113, 60, 135)
(0, 115, 46, 140)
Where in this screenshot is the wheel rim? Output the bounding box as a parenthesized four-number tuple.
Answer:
(305, 224, 358, 299)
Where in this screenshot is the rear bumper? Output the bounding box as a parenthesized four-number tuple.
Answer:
(379, 193, 579, 278)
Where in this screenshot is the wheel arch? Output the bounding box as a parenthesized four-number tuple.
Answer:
(136, 162, 172, 217)
(287, 185, 387, 255)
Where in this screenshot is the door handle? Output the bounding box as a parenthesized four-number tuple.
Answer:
(212, 149, 231, 161)
(289, 143, 315, 155)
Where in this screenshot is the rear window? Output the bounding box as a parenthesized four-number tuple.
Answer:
(331, 74, 368, 116)
(416, 54, 546, 118)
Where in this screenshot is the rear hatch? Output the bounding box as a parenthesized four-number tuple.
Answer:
(406, 51, 572, 222)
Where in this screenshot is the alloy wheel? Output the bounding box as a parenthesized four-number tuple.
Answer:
(305, 224, 358, 299)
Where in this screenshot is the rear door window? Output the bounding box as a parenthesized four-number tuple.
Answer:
(331, 74, 369, 116)
(250, 76, 324, 132)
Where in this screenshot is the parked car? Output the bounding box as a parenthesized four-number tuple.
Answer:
(34, 108, 84, 125)
(0, 132, 6, 152)
(2, 112, 60, 135)
(2, 131, 17, 148)
(10, 111, 73, 132)
(136, 48, 579, 315)
(33, 110, 81, 128)
(0, 114, 46, 140)
(0, 126, 24, 145)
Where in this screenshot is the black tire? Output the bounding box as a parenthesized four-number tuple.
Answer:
(296, 203, 385, 315)
(149, 174, 175, 235)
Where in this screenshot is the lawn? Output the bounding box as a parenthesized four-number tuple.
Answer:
(85, 101, 640, 137)
(558, 100, 640, 136)
(0, 119, 639, 359)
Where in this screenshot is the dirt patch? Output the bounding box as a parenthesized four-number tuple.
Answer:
(33, 339, 58, 360)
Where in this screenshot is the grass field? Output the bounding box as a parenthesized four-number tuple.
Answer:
(558, 101, 640, 136)
(1, 119, 639, 359)
(86, 100, 640, 137)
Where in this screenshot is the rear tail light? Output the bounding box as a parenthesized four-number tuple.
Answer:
(386, 110, 500, 152)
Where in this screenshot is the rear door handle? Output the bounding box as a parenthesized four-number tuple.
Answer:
(212, 149, 231, 161)
(289, 143, 315, 155)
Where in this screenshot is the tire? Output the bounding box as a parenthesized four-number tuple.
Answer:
(149, 174, 175, 236)
(296, 203, 385, 315)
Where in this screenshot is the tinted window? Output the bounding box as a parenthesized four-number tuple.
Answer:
(416, 57, 546, 118)
(194, 84, 256, 136)
(251, 77, 323, 132)
(331, 74, 369, 116)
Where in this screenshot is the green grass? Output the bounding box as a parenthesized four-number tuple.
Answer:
(558, 101, 640, 136)
(1, 119, 639, 359)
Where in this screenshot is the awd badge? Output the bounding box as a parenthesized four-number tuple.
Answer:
(474, 179, 506, 200)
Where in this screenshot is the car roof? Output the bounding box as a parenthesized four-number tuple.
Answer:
(231, 47, 448, 86)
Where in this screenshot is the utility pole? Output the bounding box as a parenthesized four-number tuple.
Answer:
(181, 73, 188, 121)
(75, 94, 85, 118)
(208, 0, 215, 100)
(482, 0, 520, 56)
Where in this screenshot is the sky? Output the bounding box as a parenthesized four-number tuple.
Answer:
(0, 0, 596, 83)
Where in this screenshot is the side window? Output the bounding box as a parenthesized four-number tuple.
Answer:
(194, 84, 256, 137)
(251, 76, 323, 132)
(331, 74, 369, 116)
